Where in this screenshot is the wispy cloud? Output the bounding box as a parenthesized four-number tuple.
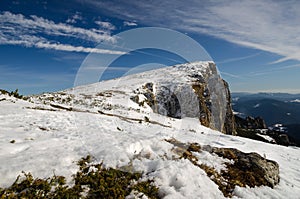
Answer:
(35, 42, 124, 54)
(95, 20, 115, 30)
(66, 12, 83, 24)
(83, 0, 300, 62)
(123, 21, 137, 27)
(0, 11, 123, 54)
(248, 63, 300, 77)
(216, 52, 262, 64)
(220, 71, 243, 79)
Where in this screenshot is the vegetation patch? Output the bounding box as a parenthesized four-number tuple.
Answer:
(165, 138, 279, 198)
(0, 89, 24, 100)
(0, 155, 160, 199)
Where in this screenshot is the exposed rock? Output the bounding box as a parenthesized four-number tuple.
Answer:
(235, 115, 296, 146)
(222, 80, 236, 135)
(131, 62, 236, 135)
(269, 132, 291, 146)
(277, 134, 290, 146)
(154, 86, 182, 119)
(212, 147, 280, 188)
(235, 115, 267, 129)
(165, 138, 280, 197)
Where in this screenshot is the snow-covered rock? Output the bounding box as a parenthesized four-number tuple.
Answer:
(30, 61, 235, 135)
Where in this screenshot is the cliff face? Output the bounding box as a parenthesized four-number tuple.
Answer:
(132, 62, 236, 135)
(222, 80, 236, 135)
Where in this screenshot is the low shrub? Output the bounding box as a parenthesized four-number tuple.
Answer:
(0, 155, 160, 199)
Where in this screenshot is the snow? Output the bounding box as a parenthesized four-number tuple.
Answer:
(254, 103, 260, 108)
(291, 99, 300, 103)
(256, 133, 276, 143)
(1, 62, 300, 198)
(232, 97, 239, 102)
(2, 97, 300, 198)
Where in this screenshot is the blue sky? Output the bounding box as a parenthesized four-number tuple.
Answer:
(1, 0, 300, 95)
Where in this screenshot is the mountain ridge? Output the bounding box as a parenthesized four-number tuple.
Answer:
(0, 61, 299, 198)
(31, 61, 235, 135)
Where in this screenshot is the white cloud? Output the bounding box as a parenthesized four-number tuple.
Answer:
(35, 42, 124, 54)
(83, 0, 300, 62)
(123, 21, 137, 26)
(95, 20, 115, 30)
(66, 12, 83, 24)
(0, 11, 123, 54)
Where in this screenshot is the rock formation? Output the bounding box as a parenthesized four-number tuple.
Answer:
(235, 115, 267, 129)
(132, 62, 236, 135)
(166, 138, 280, 197)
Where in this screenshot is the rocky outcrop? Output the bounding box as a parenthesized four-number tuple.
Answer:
(268, 130, 292, 146)
(235, 115, 297, 146)
(131, 62, 236, 135)
(235, 115, 267, 129)
(166, 138, 280, 197)
(212, 147, 280, 189)
(222, 80, 236, 135)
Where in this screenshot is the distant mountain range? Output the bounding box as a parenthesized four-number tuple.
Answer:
(232, 92, 300, 142)
(232, 92, 300, 102)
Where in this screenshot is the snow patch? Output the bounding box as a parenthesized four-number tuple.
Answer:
(291, 99, 300, 103)
(253, 103, 260, 108)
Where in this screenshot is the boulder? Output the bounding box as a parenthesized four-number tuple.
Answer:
(166, 138, 280, 197)
(212, 147, 280, 188)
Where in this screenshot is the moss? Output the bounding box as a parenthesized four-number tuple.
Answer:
(132, 180, 159, 198)
(0, 155, 160, 199)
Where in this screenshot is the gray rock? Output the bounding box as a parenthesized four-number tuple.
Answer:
(212, 147, 280, 188)
(133, 62, 236, 135)
(166, 138, 280, 197)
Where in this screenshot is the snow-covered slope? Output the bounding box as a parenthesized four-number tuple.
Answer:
(1, 62, 300, 198)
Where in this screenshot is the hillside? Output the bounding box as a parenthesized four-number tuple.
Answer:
(0, 62, 300, 198)
(233, 98, 300, 125)
(232, 92, 300, 144)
